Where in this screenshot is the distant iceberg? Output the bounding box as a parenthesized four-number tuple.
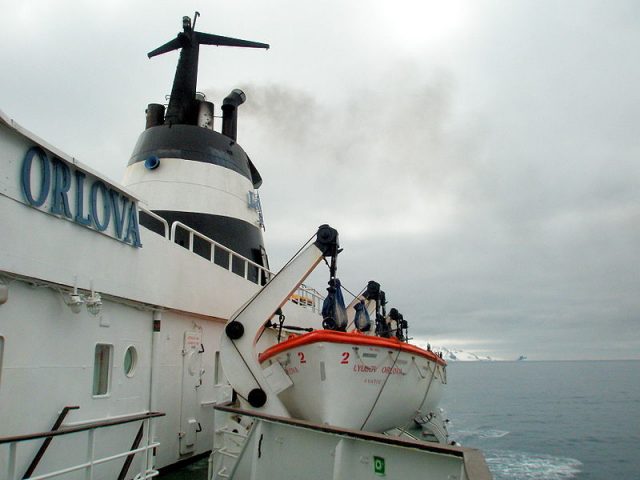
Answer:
(414, 342, 496, 361)
(439, 347, 495, 362)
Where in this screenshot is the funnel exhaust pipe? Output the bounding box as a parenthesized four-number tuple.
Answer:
(221, 89, 246, 141)
(145, 103, 166, 129)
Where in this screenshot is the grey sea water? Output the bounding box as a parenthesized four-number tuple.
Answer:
(443, 361, 640, 480)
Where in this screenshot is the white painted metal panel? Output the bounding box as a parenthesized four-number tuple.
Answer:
(179, 330, 203, 455)
(122, 159, 259, 224)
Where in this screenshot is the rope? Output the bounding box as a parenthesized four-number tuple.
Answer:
(395, 360, 440, 435)
(344, 285, 369, 331)
(280, 231, 318, 271)
(229, 336, 262, 392)
(413, 357, 426, 379)
(341, 283, 363, 301)
(359, 349, 402, 430)
(417, 362, 438, 414)
(318, 258, 362, 302)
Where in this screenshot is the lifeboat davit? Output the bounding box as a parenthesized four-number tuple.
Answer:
(258, 330, 447, 433)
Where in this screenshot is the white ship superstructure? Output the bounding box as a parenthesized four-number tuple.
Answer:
(0, 15, 492, 480)
(0, 16, 316, 479)
(0, 106, 312, 478)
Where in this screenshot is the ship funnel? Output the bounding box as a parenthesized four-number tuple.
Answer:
(125, 16, 270, 270)
(221, 89, 246, 141)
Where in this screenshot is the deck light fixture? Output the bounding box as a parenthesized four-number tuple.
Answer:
(64, 278, 84, 314)
(63, 279, 103, 315)
(86, 283, 102, 316)
(66, 294, 84, 314)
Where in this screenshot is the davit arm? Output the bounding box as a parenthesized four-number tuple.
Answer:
(219, 225, 339, 417)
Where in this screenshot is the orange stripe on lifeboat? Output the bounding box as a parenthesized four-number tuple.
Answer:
(259, 330, 446, 366)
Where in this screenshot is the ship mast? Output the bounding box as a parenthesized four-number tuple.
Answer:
(147, 13, 269, 125)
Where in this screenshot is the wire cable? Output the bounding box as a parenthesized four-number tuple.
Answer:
(359, 349, 402, 431)
(228, 231, 317, 325)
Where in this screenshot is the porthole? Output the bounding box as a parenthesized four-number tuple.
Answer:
(124, 346, 138, 377)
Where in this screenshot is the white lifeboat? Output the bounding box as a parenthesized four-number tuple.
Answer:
(259, 330, 447, 433)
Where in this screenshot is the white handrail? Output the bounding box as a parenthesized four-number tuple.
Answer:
(3, 414, 162, 480)
(143, 219, 324, 308)
(138, 206, 170, 238)
(170, 221, 271, 284)
(24, 441, 161, 480)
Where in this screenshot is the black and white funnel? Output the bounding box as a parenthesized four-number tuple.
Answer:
(122, 15, 270, 272)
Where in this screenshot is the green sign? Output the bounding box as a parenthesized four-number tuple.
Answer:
(373, 456, 385, 476)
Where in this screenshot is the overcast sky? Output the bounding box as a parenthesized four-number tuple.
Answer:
(1, 1, 638, 360)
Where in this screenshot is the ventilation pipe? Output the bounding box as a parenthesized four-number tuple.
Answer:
(197, 100, 214, 130)
(221, 89, 246, 141)
(145, 104, 166, 129)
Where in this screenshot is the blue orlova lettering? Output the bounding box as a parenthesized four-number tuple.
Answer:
(20, 146, 142, 247)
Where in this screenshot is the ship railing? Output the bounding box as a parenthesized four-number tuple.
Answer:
(170, 221, 272, 285)
(0, 411, 164, 480)
(138, 206, 170, 238)
(168, 222, 325, 311)
(290, 285, 324, 314)
(137, 215, 325, 310)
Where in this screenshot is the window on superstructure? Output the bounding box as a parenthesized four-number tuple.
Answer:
(93, 344, 113, 396)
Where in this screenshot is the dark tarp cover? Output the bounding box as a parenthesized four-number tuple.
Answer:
(322, 278, 348, 330)
(354, 300, 372, 332)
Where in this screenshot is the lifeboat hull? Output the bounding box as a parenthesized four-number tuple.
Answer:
(258, 331, 447, 433)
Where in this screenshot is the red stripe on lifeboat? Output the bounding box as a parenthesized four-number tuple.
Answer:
(258, 330, 446, 366)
